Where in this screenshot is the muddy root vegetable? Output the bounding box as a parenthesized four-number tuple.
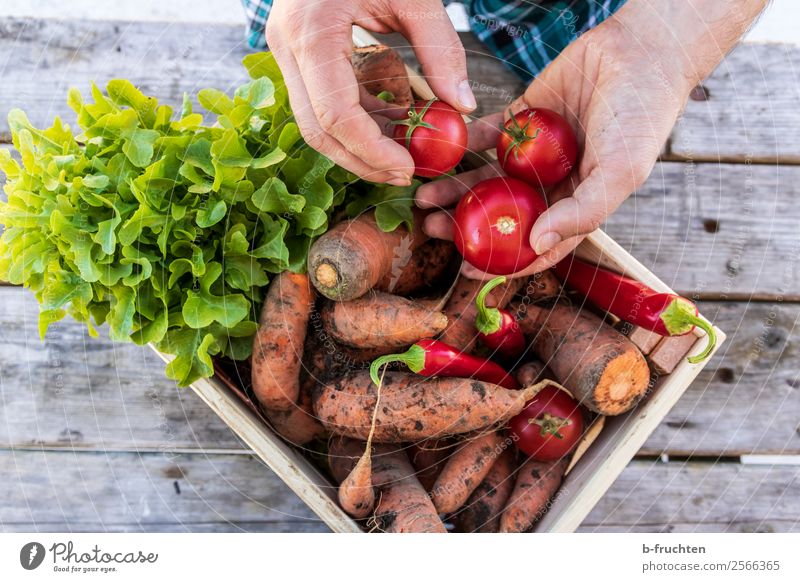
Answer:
(307, 211, 427, 301)
(440, 275, 525, 353)
(409, 439, 451, 491)
(376, 239, 456, 296)
(458, 447, 516, 533)
(328, 436, 367, 484)
(263, 373, 325, 445)
(515, 360, 552, 387)
(513, 301, 650, 415)
(499, 457, 568, 533)
(251, 272, 315, 412)
(339, 451, 375, 518)
(313, 371, 553, 442)
(351, 44, 413, 107)
(369, 445, 446, 533)
(321, 291, 448, 349)
(522, 269, 561, 302)
(430, 431, 507, 514)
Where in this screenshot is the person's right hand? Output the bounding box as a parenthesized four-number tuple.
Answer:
(266, 0, 477, 186)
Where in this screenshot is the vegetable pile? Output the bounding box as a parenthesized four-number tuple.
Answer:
(0, 52, 412, 386)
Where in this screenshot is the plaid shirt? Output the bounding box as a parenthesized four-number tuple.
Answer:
(240, 0, 627, 82)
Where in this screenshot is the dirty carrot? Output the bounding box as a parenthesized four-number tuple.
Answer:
(512, 301, 650, 415)
(409, 439, 451, 491)
(327, 436, 367, 484)
(263, 371, 326, 445)
(321, 291, 448, 349)
(251, 271, 315, 412)
(307, 210, 427, 301)
(369, 444, 446, 533)
(475, 276, 526, 359)
(514, 360, 550, 387)
(313, 371, 553, 442)
(553, 256, 716, 363)
(430, 431, 507, 514)
(499, 457, 568, 533)
(369, 338, 519, 390)
(376, 238, 455, 296)
(458, 447, 517, 533)
(351, 44, 413, 107)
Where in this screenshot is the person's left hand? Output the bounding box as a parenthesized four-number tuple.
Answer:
(415, 12, 693, 278)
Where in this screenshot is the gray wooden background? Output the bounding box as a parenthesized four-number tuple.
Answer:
(0, 17, 798, 532)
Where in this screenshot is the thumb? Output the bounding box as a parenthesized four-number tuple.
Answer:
(400, 2, 476, 112)
(529, 170, 626, 255)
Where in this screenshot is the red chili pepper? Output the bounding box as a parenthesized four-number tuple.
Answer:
(369, 338, 520, 389)
(474, 276, 526, 359)
(553, 256, 717, 363)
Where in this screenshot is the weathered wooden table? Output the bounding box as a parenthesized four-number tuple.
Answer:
(0, 18, 798, 533)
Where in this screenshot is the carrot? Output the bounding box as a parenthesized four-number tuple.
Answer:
(430, 430, 507, 514)
(499, 457, 568, 533)
(376, 239, 456, 296)
(307, 211, 427, 301)
(457, 447, 517, 533)
(251, 271, 315, 411)
(512, 301, 651, 415)
(327, 436, 367, 484)
(409, 439, 451, 491)
(339, 451, 375, 518)
(351, 44, 413, 107)
(369, 444, 446, 533)
(514, 359, 553, 387)
(522, 269, 561, 302)
(312, 371, 551, 442)
(440, 275, 525, 352)
(321, 291, 448, 349)
(263, 372, 325, 445)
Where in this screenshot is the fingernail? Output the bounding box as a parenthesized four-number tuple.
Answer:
(388, 171, 411, 186)
(534, 232, 562, 255)
(457, 80, 477, 111)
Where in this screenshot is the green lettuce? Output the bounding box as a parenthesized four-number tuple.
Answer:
(0, 52, 414, 386)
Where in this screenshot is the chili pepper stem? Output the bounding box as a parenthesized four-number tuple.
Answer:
(369, 344, 426, 387)
(660, 298, 718, 364)
(474, 275, 506, 335)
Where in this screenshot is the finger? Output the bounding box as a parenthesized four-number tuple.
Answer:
(273, 44, 409, 184)
(460, 235, 583, 280)
(467, 112, 504, 152)
(529, 169, 626, 255)
(293, 34, 415, 179)
(359, 87, 409, 120)
(422, 211, 454, 241)
(415, 162, 502, 209)
(399, 2, 476, 112)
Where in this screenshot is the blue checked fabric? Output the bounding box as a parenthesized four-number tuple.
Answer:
(240, 0, 627, 82)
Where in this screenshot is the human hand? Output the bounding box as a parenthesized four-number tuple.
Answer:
(416, 10, 693, 278)
(266, 0, 477, 186)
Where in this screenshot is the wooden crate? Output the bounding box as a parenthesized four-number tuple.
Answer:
(150, 27, 725, 532)
(150, 227, 724, 533)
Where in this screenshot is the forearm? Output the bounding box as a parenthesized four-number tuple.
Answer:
(614, 0, 769, 89)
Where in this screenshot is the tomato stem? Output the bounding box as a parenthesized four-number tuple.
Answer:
(528, 413, 572, 439)
(389, 98, 440, 149)
(501, 111, 541, 165)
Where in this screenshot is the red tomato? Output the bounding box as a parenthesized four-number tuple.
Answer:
(509, 385, 584, 460)
(392, 99, 467, 178)
(453, 176, 547, 275)
(497, 108, 577, 187)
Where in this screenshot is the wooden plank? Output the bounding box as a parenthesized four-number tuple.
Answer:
(0, 448, 329, 533)
(581, 460, 800, 533)
(670, 42, 800, 163)
(642, 301, 800, 456)
(0, 18, 251, 141)
(603, 161, 800, 298)
(0, 286, 247, 452)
